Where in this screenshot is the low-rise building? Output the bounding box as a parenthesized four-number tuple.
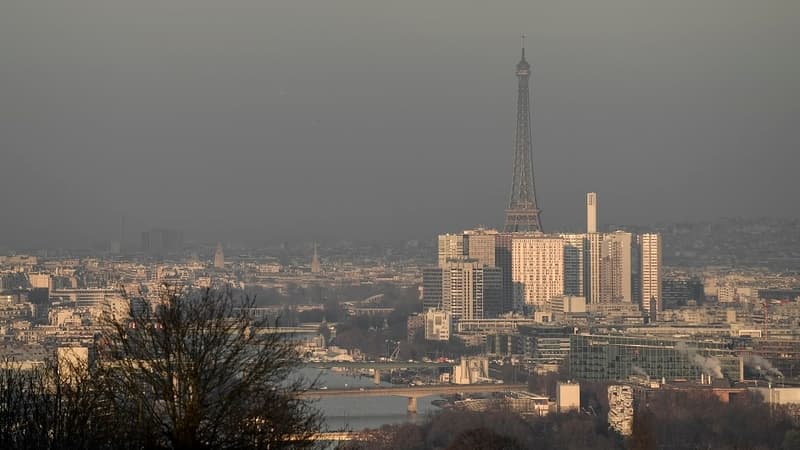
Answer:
(424, 309, 451, 341)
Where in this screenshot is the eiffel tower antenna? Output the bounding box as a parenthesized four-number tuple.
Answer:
(504, 36, 543, 232)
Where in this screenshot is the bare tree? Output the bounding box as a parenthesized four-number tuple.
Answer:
(0, 359, 106, 450)
(94, 286, 322, 449)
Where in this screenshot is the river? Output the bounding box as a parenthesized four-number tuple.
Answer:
(300, 368, 442, 431)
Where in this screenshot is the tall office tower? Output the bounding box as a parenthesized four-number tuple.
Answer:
(141, 228, 184, 255)
(512, 235, 564, 310)
(560, 233, 587, 296)
(586, 233, 603, 303)
(310, 243, 321, 274)
(422, 267, 443, 310)
(599, 231, 633, 303)
(504, 39, 543, 233)
(464, 228, 498, 267)
(586, 192, 597, 233)
(641, 233, 663, 317)
(442, 261, 474, 321)
(213, 243, 224, 269)
(480, 267, 504, 318)
(441, 260, 502, 321)
(435, 230, 504, 316)
(631, 237, 642, 307)
(438, 233, 465, 266)
(495, 233, 515, 314)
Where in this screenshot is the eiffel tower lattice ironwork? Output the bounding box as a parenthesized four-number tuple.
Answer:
(504, 37, 543, 233)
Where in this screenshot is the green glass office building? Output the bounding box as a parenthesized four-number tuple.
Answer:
(569, 334, 740, 381)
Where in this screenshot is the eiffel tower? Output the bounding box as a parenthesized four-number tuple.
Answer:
(504, 37, 543, 233)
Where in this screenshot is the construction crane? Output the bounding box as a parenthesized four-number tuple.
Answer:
(389, 341, 401, 361)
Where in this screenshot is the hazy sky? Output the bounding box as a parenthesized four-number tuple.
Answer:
(2, 0, 798, 247)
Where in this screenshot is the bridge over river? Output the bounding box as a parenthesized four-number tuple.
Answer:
(306, 360, 452, 370)
(305, 360, 454, 385)
(300, 383, 528, 414)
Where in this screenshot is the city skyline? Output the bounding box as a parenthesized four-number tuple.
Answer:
(2, 2, 800, 447)
(2, 1, 798, 248)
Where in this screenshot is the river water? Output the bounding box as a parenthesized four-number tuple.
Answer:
(300, 369, 442, 431)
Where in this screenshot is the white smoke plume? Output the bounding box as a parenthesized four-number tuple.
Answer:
(674, 342, 689, 353)
(631, 365, 650, 378)
(692, 354, 723, 379)
(744, 354, 783, 380)
(675, 341, 724, 379)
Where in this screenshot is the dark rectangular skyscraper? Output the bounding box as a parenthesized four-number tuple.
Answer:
(422, 267, 443, 311)
(141, 228, 184, 255)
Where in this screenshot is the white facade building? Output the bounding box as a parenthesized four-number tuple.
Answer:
(441, 260, 502, 321)
(557, 382, 581, 413)
(463, 229, 498, 267)
(548, 295, 587, 315)
(512, 235, 564, 309)
(29, 273, 52, 290)
(641, 233, 663, 316)
(437, 234, 465, 267)
(424, 309, 451, 341)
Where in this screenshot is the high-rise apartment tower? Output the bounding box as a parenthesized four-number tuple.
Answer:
(641, 233, 663, 317)
(600, 231, 633, 303)
(512, 235, 564, 309)
(560, 233, 587, 297)
(441, 260, 502, 321)
(438, 234, 465, 266)
(586, 233, 603, 303)
(464, 229, 498, 267)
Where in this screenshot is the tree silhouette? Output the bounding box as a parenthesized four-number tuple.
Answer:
(0, 359, 105, 450)
(94, 286, 322, 449)
(446, 427, 524, 450)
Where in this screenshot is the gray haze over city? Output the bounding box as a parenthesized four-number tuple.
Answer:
(2, 0, 798, 248)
